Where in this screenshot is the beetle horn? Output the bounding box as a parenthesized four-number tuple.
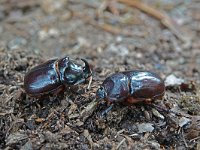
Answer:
(81, 58, 91, 75)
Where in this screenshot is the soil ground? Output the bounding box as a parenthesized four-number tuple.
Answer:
(0, 0, 200, 149)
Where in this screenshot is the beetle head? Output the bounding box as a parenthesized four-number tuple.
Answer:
(81, 58, 92, 79)
(64, 58, 92, 85)
(96, 86, 106, 101)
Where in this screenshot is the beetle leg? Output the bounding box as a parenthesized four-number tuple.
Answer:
(74, 78, 85, 85)
(124, 97, 143, 105)
(144, 98, 152, 104)
(124, 97, 153, 105)
(151, 103, 170, 113)
(23, 98, 39, 108)
(74, 76, 92, 89)
(100, 103, 114, 116)
(52, 85, 65, 96)
(151, 103, 190, 118)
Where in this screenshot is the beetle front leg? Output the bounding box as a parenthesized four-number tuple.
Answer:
(74, 78, 85, 85)
(100, 103, 114, 117)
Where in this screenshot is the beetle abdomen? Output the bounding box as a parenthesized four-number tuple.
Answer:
(24, 60, 61, 96)
(123, 71, 165, 100)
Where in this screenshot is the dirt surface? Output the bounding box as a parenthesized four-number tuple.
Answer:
(0, 0, 200, 149)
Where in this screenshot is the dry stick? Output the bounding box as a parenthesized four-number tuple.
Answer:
(116, 138, 126, 150)
(118, 0, 190, 43)
(181, 128, 188, 148)
(87, 76, 93, 90)
(151, 103, 193, 119)
(190, 136, 200, 143)
(89, 19, 135, 37)
(80, 100, 98, 122)
(73, 12, 143, 37)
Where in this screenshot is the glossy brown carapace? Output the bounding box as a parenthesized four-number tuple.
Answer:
(24, 57, 92, 97)
(96, 70, 165, 105)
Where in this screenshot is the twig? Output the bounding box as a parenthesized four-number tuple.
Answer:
(115, 129, 125, 138)
(181, 128, 188, 148)
(73, 12, 144, 37)
(6, 118, 25, 138)
(39, 111, 56, 130)
(121, 134, 134, 149)
(87, 76, 93, 90)
(189, 136, 200, 142)
(116, 138, 126, 150)
(117, 0, 190, 43)
(97, 0, 119, 17)
(80, 100, 98, 122)
(89, 20, 137, 37)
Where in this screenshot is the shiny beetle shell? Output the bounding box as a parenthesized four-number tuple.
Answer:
(24, 57, 92, 97)
(96, 70, 165, 105)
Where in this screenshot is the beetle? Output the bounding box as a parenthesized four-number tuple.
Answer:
(24, 57, 92, 97)
(96, 70, 165, 115)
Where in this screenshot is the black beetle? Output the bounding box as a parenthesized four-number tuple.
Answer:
(96, 70, 165, 115)
(24, 57, 92, 97)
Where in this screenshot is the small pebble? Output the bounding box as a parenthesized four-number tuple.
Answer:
(165, 74, 184, 86)
(7, 37, 27, 50)
(137, 123, 154, 133)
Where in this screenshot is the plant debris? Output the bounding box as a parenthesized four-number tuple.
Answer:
(0, 0, 200, 149)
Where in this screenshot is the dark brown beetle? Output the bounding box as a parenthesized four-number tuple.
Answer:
(96, 70, 165, 115)
(24, 57, 92, 97)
